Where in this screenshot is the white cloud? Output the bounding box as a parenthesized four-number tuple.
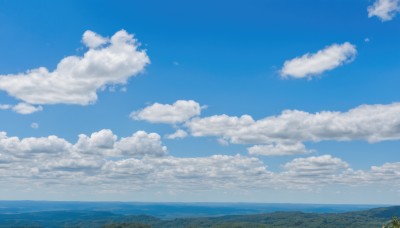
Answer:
(0, 129, 400, 194)
(74, 129, 117, 156)
(82, 30, 109, 48)
(73, 129, 166, 157)
(280, 42, 357, 79)
(187, 103, 400, 149)
(368, 0, 400, 21)
(30, 122, 39, 129)
(217, 138, 230, 146)
(0, 104, 11, 110)
(277, 155, 350, 188)
(131, 100, 202, 124)
(248, 142, 310, 156)
(0, 103, 43, 115)
(0, 133, 70, 158)
(102, 154, 271, 190)
(116, 131, 167, 157)
(0, 30, 149, 106)
(364, 162, 400, 182)
(0, 130, 271, 190)
(0, 130, 400, 193)
(131, 100, 400, 156)
(187, 114, 254, 140)
(166, 129, 188, 139)
(12, 103, 43, 114)
(282, 155, 349, 177)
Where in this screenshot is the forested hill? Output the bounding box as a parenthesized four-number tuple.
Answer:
(0, 206, 399, 228)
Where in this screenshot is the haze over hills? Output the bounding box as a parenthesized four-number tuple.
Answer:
(0, 202, 398, 228)
(0, 201, 382, 218)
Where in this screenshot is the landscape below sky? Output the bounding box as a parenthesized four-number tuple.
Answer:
(0, 201, 381, 218)
(0, 201, 398, 227)
(0, 0, 400, 206)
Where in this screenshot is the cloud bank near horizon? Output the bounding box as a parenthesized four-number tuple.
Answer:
(0, 129, 398, 196)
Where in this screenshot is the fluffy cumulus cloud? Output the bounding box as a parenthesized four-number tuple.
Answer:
(186, 103, 400, 150)
(368, 0, 400, 21)
(131, 100, 202, 124)
(82, 30, 109, 48)
(0, 132, 70, 159)
(165, 129, 188, 139)
(364, 162, 400, 182)
(133, 100, 400, 156)
(247, 142, 310, 156)
(131, 99, 400, 157)
(281, 155, 349, 179)
(0, 30, 149, 108)
(280, 42, 357, 79)
(73, 129, 167, 157)
(116, 131, 167, 157)
(0, 130, 271, 191)
(275, 155, 351, 189)
(102, 155, 272, 190)
(0, 130, 399, 193)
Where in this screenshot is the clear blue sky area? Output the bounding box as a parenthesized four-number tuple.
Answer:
(0, 0, 399, 203)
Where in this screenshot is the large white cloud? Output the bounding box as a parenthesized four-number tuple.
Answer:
(368, 0, 400, 21)
(280, 42, 356, 79)
(0, 30, 149, 106)
(133, 100, 400, 156)
(186, 102, 400, 148)
(0, 131, 399, 193)
(0, 130, 271, 190)
(131, 100, 202, 124)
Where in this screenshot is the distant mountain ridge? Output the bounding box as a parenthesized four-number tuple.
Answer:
(0, 201, 382, 218)
(0, 204, 399, 227)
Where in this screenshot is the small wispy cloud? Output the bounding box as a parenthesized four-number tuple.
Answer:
(0, 103, 42, 114)
(131, 100, 202, 124)
(30, 122, 39, 129)
(12, 103, 43, 115)
(165, 129, 188, 139)
(0, 104, 11, 110)
(280, 42, 357, 79)
(368, 0, 400, 21)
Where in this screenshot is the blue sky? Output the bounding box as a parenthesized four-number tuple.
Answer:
(0, 0, 400, 203)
